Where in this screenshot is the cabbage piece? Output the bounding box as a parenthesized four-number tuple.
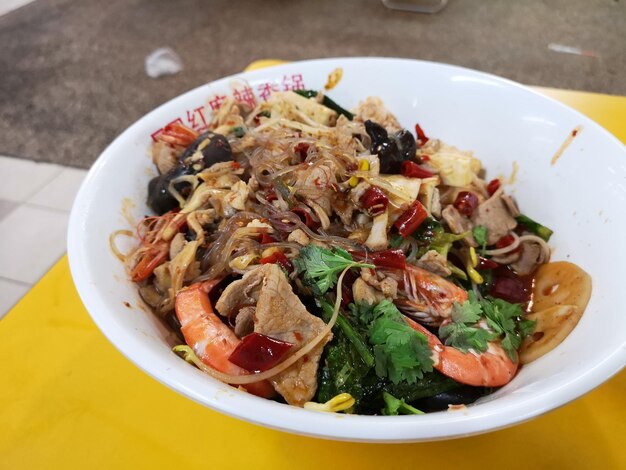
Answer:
(269, 91, 338, 126)
(417, 175, 441, 214)
(423, 141, 481, 187)
(375, 175, 421, 206)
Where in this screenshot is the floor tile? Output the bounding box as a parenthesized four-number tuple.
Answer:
(28, 167, 88, 211)
(0, 204, 68, 283)
(0, 156, 63, 203)
(0, 199, 19, 221)
(0, 278, 30, 320)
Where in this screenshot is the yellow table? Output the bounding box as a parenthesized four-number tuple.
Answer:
(1, 62, 625, 470)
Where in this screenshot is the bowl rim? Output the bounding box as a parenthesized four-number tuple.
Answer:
(67, 57, 626, 442)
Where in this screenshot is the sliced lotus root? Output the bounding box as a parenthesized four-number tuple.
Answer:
(520, 304, 583, 364)
(531, 261, 592, 313)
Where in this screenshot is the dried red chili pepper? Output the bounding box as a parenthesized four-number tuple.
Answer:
(293, 142, 310, 160)
(265, 187, 278, 202)
(453, 191, 479, 216)
(394, 200, 428, 238)
(368, 249, 407, 270)
(414, 123, 429, 144)
(260, 251, 293, 272)
(401, 160, 435, 178)
(259, 233, 276, 245)
(477, 256, 499, 270)
(228, 333, 293, 373)
(487, 179, 501, 196)
(360, 186, 389, 216)
(291, 207, 317, 229)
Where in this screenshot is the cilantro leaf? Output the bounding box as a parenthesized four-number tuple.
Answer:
(501, 333, 522, 360)
(472, 225, 488, 253)
(451, 291, 483, 324)
(381, 392, 423, 415)
(364, 300, 434, 384)
(440, 292, 493, 353)
(294, 246, 373, 295)
(439, 322, 492, 353)
(519, 319, 536, 338)
(440, 292, 535, 361)
(481, 297, 526, 361)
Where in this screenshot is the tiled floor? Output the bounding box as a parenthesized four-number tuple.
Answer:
(0, 155, 87, 318)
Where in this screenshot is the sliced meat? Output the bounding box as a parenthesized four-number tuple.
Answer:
(359, 268, 398, 299)
(470, 193, 517, 245)
(415, 250, 452, 277)
(234, 306, 255, 338)
(352, 277, 384, 305)
(441, 205, 477, 247)
(252, 264, 332, 406)
(287, 228, 310, 246)
(501, 193, 520, 218)
(216, 264, 331, 406)
(510, 241, 545, 276)
(215, 269, 265, 317)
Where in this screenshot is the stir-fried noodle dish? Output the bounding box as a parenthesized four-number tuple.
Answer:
(113, 89, 591, 415)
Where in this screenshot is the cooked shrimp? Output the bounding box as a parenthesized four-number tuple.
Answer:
(395, 264, 468, 326)
(156, 122, 199, 147)
(405, 317, 518, 387)
(175, 279, 274, 398)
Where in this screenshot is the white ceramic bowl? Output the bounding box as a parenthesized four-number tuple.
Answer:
(68, 58, 626, 442)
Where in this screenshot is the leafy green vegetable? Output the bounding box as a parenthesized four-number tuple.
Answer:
(382, 392, 423, 415)
(320, 299, 374, 368)
(515, 214, 553, 241)
(430, 231, 470, 259)
(388, 233, 404, 249)
(411, 216, 443, 245)
(439, 292, 493, 353)
(294, 89, 355, 120)
(294, 246, 373, 295)
(472, 225, 488, 253)
(409, 217, 469, 260)
(359, 300, 434, 384)
(232, 126, 245, 138)
(382, 372, 461, 405)
(316, 330, 374, 405)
